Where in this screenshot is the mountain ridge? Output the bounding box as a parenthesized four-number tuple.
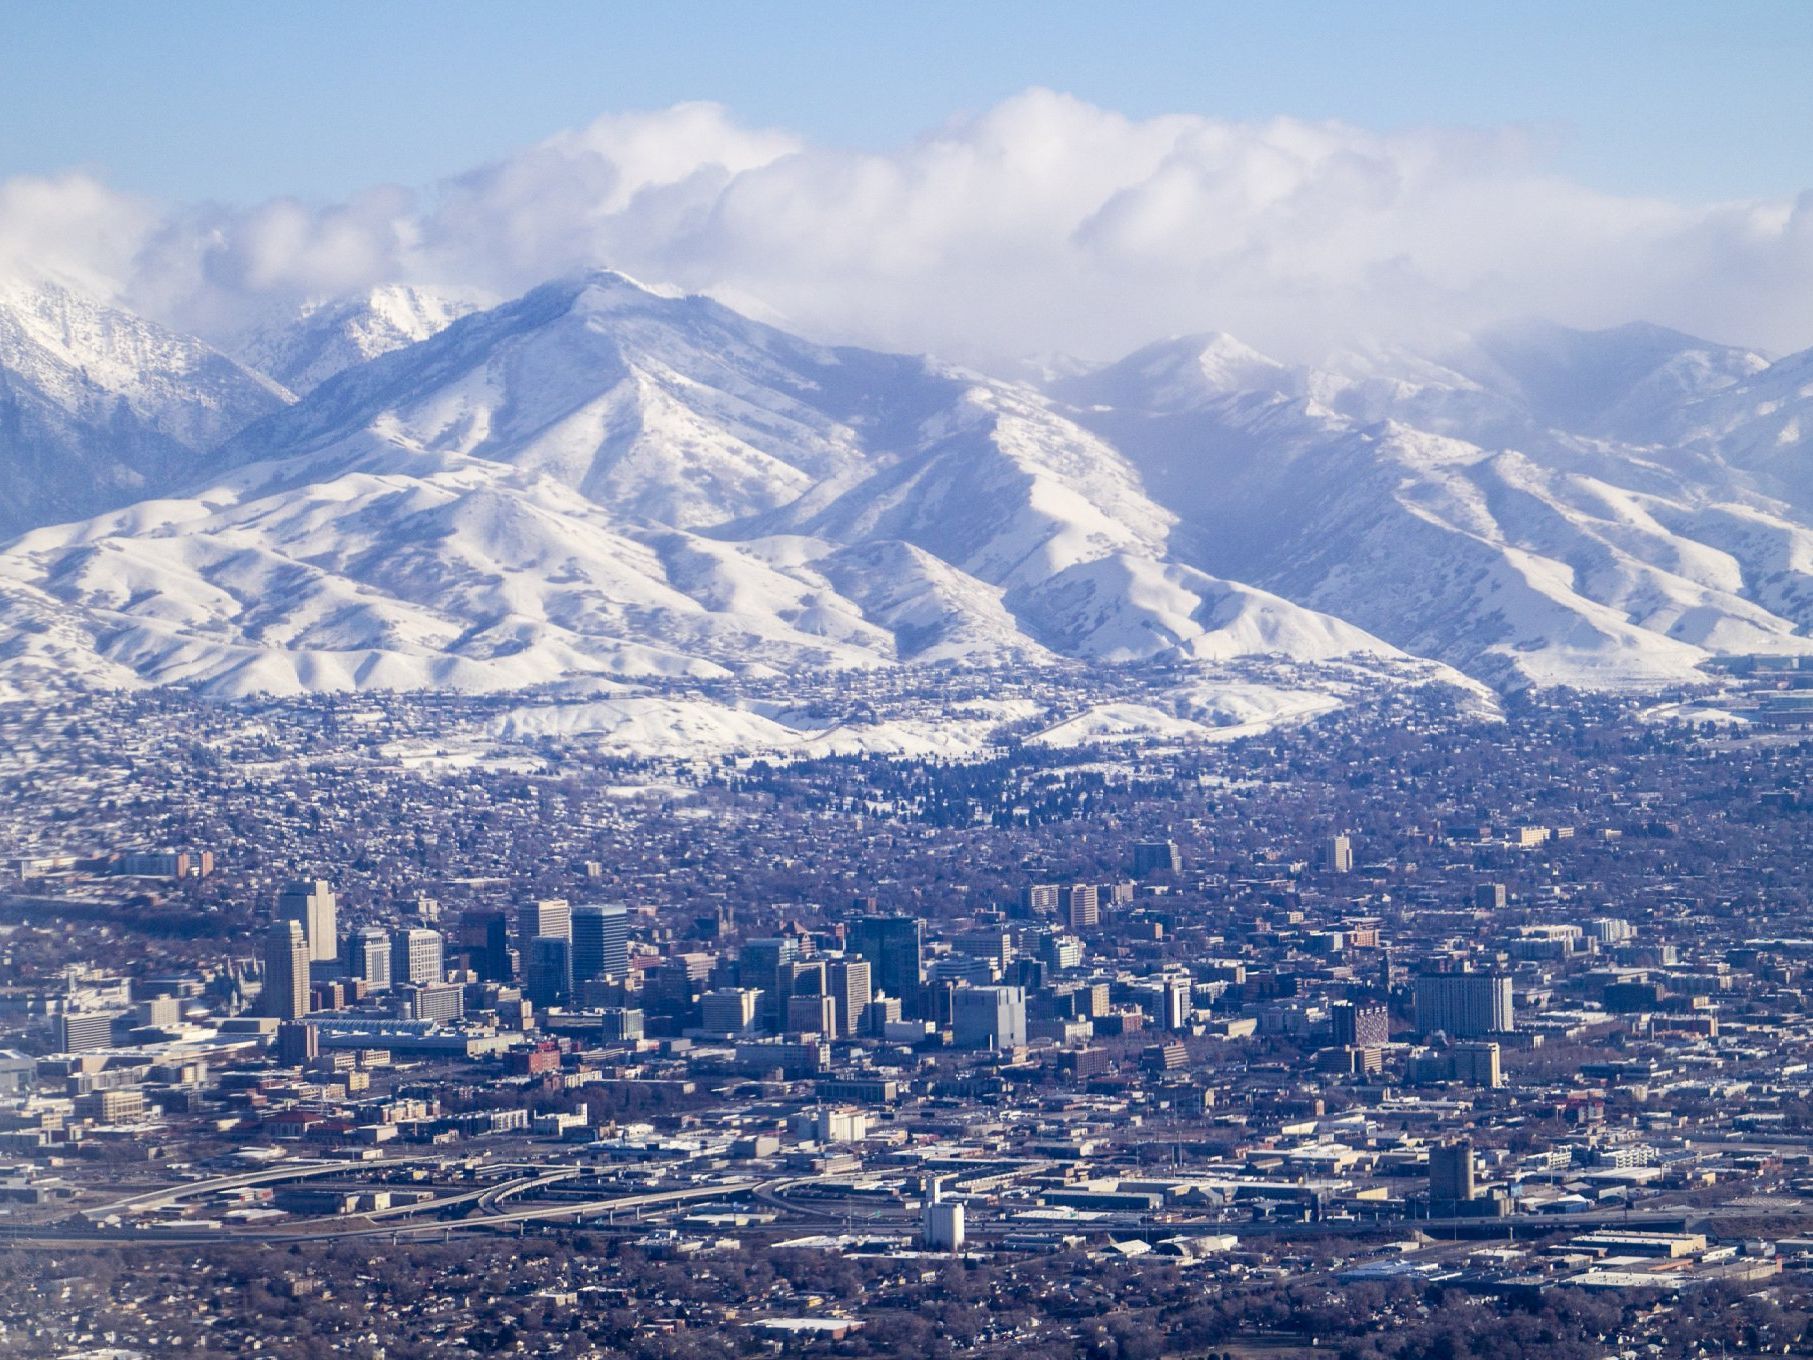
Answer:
(2, 268, 1810, 703)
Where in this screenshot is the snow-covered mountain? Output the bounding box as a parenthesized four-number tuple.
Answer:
(227, 284, 488, 395)
(215, 272, 958, 529)
(1053, 326, 1813, 690)
(0, 271, 1404, 698)
(1661, 348, 1813, 510)
(0, 274, 290, 535)
(1, 268, 1809, 702)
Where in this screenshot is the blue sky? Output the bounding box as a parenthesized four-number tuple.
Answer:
(4, 0, 1811, 206)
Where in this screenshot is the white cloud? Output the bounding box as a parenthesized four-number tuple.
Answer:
(4, 90, 1812, 363)
(0, 172, 157, 300)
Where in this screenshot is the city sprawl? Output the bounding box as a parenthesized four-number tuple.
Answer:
(2, 666, 1813, 1357)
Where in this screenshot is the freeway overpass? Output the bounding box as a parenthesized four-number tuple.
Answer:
(1, 1177, 765, 1249)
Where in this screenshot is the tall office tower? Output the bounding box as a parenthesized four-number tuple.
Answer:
(773, 959, 825, 1033)
(345, 926, 393, 990)
(1428, 1140, 1477, 1204)
(1161, 976, 1193, 1031)
(1061, 884, 1100, 930)
(459, 909, 513, 982)
(58, 1012, 117, 1053)
(952, 985, 1028, 1050)
(1322, 835, 1355, 874)
(133, 996, 180, 1030)
(397, 982, 464, 1023)
(263, 920, 310, 1020)
(643, 958, 704, 1023)
(1413, 969, 1515, 1037)
(737, 937, 799, 1028)
(1474, 882, 1508, 910)
(1132, 840, 1182, 877)
(827, 958, 872, 1037)
(927, 954, 995, 987)
(277, 879, 338, 964)
(1020, 884, 1060, 916)
(518, 899, 572, 955)
(849, 917, 923, 1017)
(701, 987, 761, 1036)
(523, 936, 572, 1009)
(788, 992, 838, 1037)
(1330, 1000, 1390, 1048)
(572, 903, 631, 983)
(390, 928, 445, 987)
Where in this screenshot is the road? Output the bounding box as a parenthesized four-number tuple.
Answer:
(1, 1177, 762, 1249)
(13, 1149, 1813, 1254)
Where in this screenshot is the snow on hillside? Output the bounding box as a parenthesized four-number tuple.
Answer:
(486, 692, 1047, 761)
(0, 274, 289, 534)
(1054, 326, 1813, 691)
(229, 284, 489, 394)
(0, 269, 1369, 697)
(4, 267, 1809, 708)
(479, 673, 1414, 761)
(1661, 347, 1813, 508)
(217, 270, 958, 529)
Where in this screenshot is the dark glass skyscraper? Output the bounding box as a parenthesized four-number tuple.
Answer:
(524, 935, 572, 1009)
(849, 916, 922, 1017)
(459, 909, 512, 983)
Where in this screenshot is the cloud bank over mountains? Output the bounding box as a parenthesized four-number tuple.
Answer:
(6, 89, 1813, 365)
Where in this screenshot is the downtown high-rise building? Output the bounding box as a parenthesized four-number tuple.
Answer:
(263, 920, 310, 1020)
(523, 935, 572, 1009)
(345, 925, 392, 990)
(1428, 1140, 1477, 1204)
(737, 937, 800, 1029)
(1331, 999, 1390, 1048)
(518, 899, 571, 956)
(275, 1019, 317, 1065)
(827, 957, 872, 1038)
(952, 984, 1027, 1050)
(701, 986, 761, 1036)
(848, 916, 922, 1017)
(278, 879, 338, 964)
(774, 959, 826, 1033)
(1160, 975, 1193, 1031)
(459, 909, 512, 983)
(572, 903, 630, 983)
(1062, 884, 1100, 931)
(390, 928, 445, 987)
(1413, 969, 1514, 1037)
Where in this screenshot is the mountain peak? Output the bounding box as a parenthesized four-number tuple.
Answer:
(1052, 330, 1295, 412)
(229, 283, 489, 394)
(536, 267, 689, 314)
(0, 275, 290, 535)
